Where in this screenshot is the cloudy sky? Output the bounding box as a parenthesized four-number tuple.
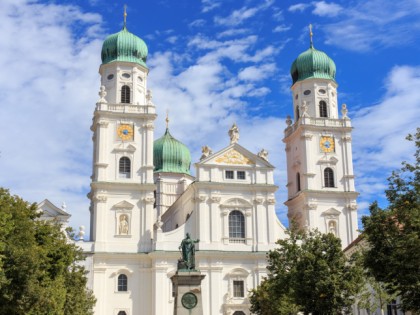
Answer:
(0, 0, 419, 236)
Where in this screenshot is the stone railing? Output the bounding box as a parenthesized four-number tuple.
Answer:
(96, 103, 156, 114)
(285, 117, 351, 137)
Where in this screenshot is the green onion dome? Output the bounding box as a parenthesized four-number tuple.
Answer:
(101, 26, 148, 68)
(153, 129, 191, 175)
(290, 44, 336, 85)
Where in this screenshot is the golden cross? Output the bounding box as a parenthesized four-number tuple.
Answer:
(309, 24, 313, 47)
(124, 4, 127, 28)
(165, 109, 169, 129)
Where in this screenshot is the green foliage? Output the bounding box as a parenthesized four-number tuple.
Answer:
(362, 128, 420, 313)
(0, 188, 95, 315)
(250, 227, 364, 315)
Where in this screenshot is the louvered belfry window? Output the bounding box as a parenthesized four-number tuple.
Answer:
(121, 85, 130, 103)
(319, 101, 328, 118)
(119, 157, 131, 178)
(324, 167, 335, 187)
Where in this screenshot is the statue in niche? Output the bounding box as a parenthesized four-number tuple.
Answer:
(228, 123, 240, 144)
(328, 221, 337, 236)
(178, 233, 200, 270)
(119, 214, 129, 235)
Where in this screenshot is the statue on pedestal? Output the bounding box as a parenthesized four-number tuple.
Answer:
(179, 233, 200, 270)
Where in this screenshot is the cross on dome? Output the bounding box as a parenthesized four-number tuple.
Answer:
(309, 24, 314, 48)
(123, 4, 127, 28)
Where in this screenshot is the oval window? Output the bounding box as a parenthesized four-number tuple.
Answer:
(107, 74, 114, 80)
(303, 90, 311, 95)
(319, 89, 326, 94)
(138, 76, 143, 82)
(122, 73, 131, 79)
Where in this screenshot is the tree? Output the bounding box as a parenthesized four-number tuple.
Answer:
(250, 227, 364, 315)
(362, 128, 420, 313)
(0, 188, 95, 315)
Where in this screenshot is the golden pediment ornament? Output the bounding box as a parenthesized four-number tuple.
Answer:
(214, 149, 254, 165)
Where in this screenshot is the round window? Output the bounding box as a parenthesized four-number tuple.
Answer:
(107, 74, 114, 80)
(319, 89, 326, 94)
(303, 90, 311, 95)
(122, 73, 131, 79)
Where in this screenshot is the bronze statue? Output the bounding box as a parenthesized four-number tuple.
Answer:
(179, 233, 199, 270)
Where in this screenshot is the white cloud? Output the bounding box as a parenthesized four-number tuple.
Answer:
(288, 3, 310, 12)
(238, 63, 277, 81)
(322, 0, 420, 51)
(166, 36, 178, 44)
(189, 19, 206, 28)
(312, 1, 343, 17)
(202, 0, 221, 13)
(0, 0, 104, 233)
(214, 0, 274, 26)
(216, 28, 249, 38)
(273, 25, 291, 33)
(352, 65, 420, 216)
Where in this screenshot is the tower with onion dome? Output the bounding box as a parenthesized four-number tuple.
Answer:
(88, 8, 157, 256)
(153, 114, 194, 218)
(283, 25, 359, 247)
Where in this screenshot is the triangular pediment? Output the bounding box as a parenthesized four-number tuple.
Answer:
(113, 143, 136, 152)
(321, 208, 341, 216)
(318, 156, 339, 165)
(214, 148, 254, 165)
(37, 199, 71, 218)
(112, 200, 135, 210)
(220, 198, 252, 209)
(198, 143, 274, 168)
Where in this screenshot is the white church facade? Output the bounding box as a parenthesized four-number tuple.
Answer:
(59, 19, 361, 315)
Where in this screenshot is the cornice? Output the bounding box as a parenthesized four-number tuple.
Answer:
(91, 181, 156, 191)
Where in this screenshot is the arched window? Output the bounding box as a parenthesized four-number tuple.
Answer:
(119, 157, 131, 178)
(296, 106, 300, 120)
(233, 312, 246, 315)
(319, 101, 328, 117)
(296, 172, 301, 192)
(121, 85, 130, 103)
(324, 167, 335, 187)
(117, 312, 127, 315)
(229, 210, 245, 241)
(118, 274, 127, 292)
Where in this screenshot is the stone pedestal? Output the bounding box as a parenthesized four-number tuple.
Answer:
(171, 271, 205, 315)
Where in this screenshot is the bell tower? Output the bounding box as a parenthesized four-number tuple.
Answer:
(88, 12, 156, 252)
(283, 26, 358, 247)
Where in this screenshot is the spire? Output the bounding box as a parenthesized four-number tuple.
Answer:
(123, 4, 127, 29)
(309, 24, 314, 48)
(165, 109, 170, 129)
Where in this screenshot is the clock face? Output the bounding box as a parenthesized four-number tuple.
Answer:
(320, 136, 335, 153)
(117, 124, 134, 141)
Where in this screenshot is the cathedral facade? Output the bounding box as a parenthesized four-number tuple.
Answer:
(75, 21, 359, 315)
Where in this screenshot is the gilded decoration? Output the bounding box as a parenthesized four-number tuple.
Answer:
(214, 149, 254, 165)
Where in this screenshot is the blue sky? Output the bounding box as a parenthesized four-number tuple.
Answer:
(0, 0, 419, 235)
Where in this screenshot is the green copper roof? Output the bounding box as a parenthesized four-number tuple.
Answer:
(101, 26, 148, 68)
(290, 45, 336, 85)
(154, 129, 191, 175)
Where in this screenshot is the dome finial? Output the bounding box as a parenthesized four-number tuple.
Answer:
(309, 24, 314, 48)
(165, 109, 170, 129)
(123, 4, 127, 29)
